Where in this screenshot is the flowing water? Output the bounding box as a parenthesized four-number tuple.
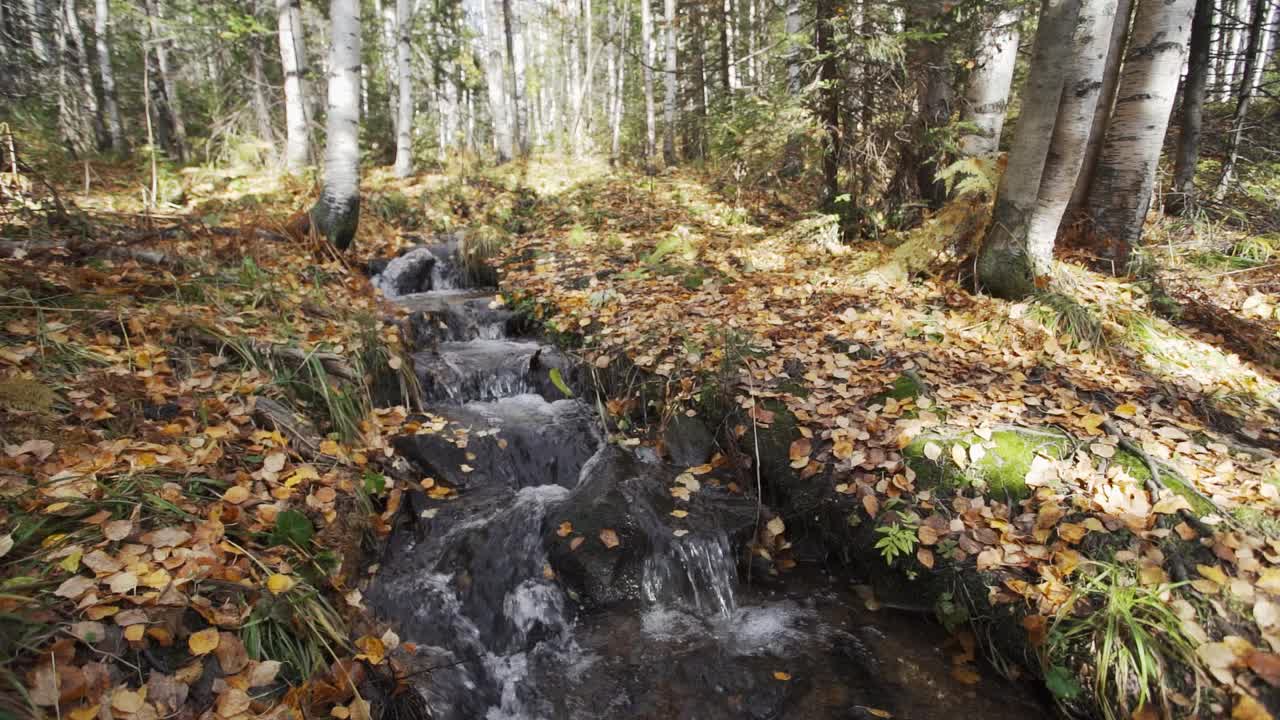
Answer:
(366, 241, 1048, 719)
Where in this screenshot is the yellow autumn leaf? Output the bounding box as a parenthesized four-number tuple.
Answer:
(355, 635, 386, 664)
(772, 671, 791, 681)
(188, 627, 220, 655)
(267, 574, 296, 594)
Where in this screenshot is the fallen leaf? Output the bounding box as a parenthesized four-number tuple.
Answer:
(599, 529, 620, 549)
(266, 574, 295, 594)
(772, 671, 791, 681)
(188, 628, 220, 656)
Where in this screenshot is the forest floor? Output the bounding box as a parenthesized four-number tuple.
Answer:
(2, 140, 1280, 719)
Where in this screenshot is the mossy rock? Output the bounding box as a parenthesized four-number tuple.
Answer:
(903, 427, 1075, 502)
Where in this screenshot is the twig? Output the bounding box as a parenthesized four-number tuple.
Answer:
(1100, 419, 1217, 538)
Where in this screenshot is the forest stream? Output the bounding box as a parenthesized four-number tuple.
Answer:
(362, 236, 1049, 719)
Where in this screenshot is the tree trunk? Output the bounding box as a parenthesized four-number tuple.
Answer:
(248, 0, 277, 147)
(717, 0, 730, 93)
(143, 0, 186, 161)
(582, 0, 592, 145)
(1213, 0, 1230, 100)
(25, 0, 46, 63)
(1228, 0, 1250, 86)
(662, 0, 677, 165)
(393, 0, 413, 176)
(376, 0, 396, 132)
(688, 0, 707, 159)
(1025, 0, 1119, 248)
(785, 0, 802, 93)
(959, 8, 1021, 157)
(1064, 0, 1132, 217)
(94, 0, 125, 151)
(277, 0, 312, 170)
(309, 0, 362, 250)
(908, 2, 956, 208)
(1214, 0, 1266, 196)
(722, 0, 736, 94)
(1169, 0, 1214, 213)
(502, 0, 525, 155)
(607, 0, 625, 162)
(63, 0, 103, 149)
(1083, 0, 1195, 267)
(565, 0, 582, 155)
(640, 0, 656, 163)
(976, 0, 1080, 298)
(816, 0, 838, 203)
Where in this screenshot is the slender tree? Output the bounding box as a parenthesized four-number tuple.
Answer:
(1082, 0, 1195, 267)
(63, 0, 102, 149)
(1214, 0, 1267, 197)
(277, 0, 312, 170)
(959, 8, 1021, 157)
(309, 0, 362, 249)
(393, 0, 413, 175)
(1063, 0, 1132, 220)
(248, 0, 276, 149)
(143, 0, 187, 161)
(640, 0, 656, 163)
(662, 0, 677, 164)
(1170, 0, 1214, 213)
(94, 0, 125, 151)
(816, 0, 838, 202)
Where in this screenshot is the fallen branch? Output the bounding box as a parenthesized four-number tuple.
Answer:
(1101, 419, 1220, 539)
(0, 238, 185, 269)
(251, 396, 327, 460)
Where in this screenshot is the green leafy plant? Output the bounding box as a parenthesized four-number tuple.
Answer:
(874, 522, 918, 565)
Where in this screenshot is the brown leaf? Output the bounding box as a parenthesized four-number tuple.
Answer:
(215, 632, 249, 674)
(599, 529, 620, 549)
(1247, 651, 1280, 687)
(216, 687, 251, 717)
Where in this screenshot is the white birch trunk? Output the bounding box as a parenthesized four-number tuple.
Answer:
(1025, 0, 1119, 251)
(977, 0, 1079, 298)
(393, 0, 413, 176)
(662, 0, 677, 164)
(960, 8, 1022, 157)
(144, 0, 186, 160)
(64, 0, 102, 148)
(94, 0, 125, 151)
(641, 0, 656, 162)
(277, 0, 312, 170)
(724, 0, 737, 90)
(311, 0, 362, 250)
(1083, 0, 1195, 264)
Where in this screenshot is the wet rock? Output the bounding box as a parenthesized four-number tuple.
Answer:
(413, 340, 577, 404)
(399, 293, 519, 348)
(373, 247, 437, 298)
(546, 446, 759, 609)
(393, 394, 599, 491)
(545, 447, 667, 608)
(663, 414, 716, 467)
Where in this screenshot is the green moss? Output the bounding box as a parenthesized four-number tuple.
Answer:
(866, 371, 927, 408)
(903, 427, 1075, 501)
(1109, 449, 1216, 518)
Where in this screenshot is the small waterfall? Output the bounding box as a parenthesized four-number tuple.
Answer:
(640, 530, 738, 620)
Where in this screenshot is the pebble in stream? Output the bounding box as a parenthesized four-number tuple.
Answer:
(365, 239, 1048, 720)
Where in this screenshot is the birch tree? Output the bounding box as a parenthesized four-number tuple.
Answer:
(959, 8, 1021, 157)
(309, 0, 362, 250)
(277, 0, 312, 170)
(662, 0, 677, 165)
(144, 0, 187, 161)
(1082, 0, 1195, 267)
(94, 0, 125, 151)
(979, 16, 1074, 291)
(640, 0, 656, 163)
(393, 0, 413, 176)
